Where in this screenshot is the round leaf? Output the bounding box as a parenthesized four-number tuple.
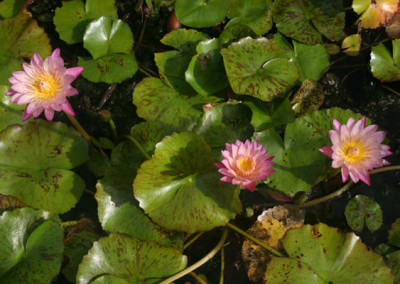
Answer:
(265, 223, 394, 283)
(96, 166, 183, 249)
(370, 40, 400, 82)
(78, 53, 138, 83)
(0, 120, 88, 213)
(342, 34, 362, 56)
(84, 16, 134, 59)
(77, 233, 187, 284)
(134, 132, 242, 233)
(185, 38, 229, 95)
(175, 0, 230, 28)
(221, 37, 299, 101)
(345, 194, 383, 233)
(272, 0, 345, 44)
(0, 11, 51, 84)
(293, 41, 330, 82)
(132, 77, 202, 131)
(0, 208, 63, 283)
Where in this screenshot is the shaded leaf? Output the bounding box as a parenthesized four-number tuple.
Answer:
(0, 0, 25, 18)
(370, 39, 400, 82)
(265, 223, 394, 283)
(221, 37, 299, 101)
(388, 218, 400, 248)
(345, 194, 383, 233)
(134, 132, 242, 233)
(387, 250, 400, 283)
(0, 120, 88, 213)
(291, 79, 324, 116)
(77, 233, 187, 284)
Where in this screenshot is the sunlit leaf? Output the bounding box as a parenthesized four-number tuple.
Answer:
(0, 11, 51, 84)
(132, 77, 202, 131)
(345, 194, 383, 233)
(78, 53, 138, 83)
(265, 223, 394, 283)
(273, 0, 345, 44)
(134, 132, 242, 233)
(0, 208, 63, 283)
(370, 39, 400, 82)
(291, 79, 324, 116)
(0, 120, 88, 213)
(0, 0, 25, 18)
(342, 34, 362, 56)
(175, 0, 230, 28)
(77, 233, 187, 284)
(352, 0, 399, 29)
(221, 37, 299, 101)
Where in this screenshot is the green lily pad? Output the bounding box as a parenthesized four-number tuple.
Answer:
(290, 79, 324, 116)
(96, 165, 184, 249)
(111, 141, 146, 169)
(83, 16, 134, 59)
(175, 0, 230, 28)
(185, 38, 229, 95)
(0, 84, 30, 132)
(134, 132, 242, 233)
(221, 37, 299, 101)
(293, 41, 330, 82)
(61, 219, 99, 283)
(265, 223, 394, 283)
(388, 218, 400, 247)
(155, 29, 208, 94)
(0, 0, 25, 18)
(78, 53, 138, 83)
(273, 0, 345, 44)
(53, 0, 117, 44)
(132, 77, 202, 132)
(256, 108, 365, 196)
(342, 34, 362, 56)
(370, 39, 400, 82)
(352, 0, 399, 29)
(0, 208, 63, 283)
(77, 233, 187, 284)
(194, 102, 254, 156)
(0, 11, 51, 84)
(345, 194, 383, 233)
(0, 120, 88, 213)
(387, 250, 400, 283)
(243, 96, 295, 132)
(226, 0, 273, 35)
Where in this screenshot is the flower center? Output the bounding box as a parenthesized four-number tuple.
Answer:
(236, 156, 255, 177)
(35, 75, 59, 99)
(342, 142, 365, 163)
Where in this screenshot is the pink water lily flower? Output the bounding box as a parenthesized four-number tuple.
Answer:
(6, 48, 84, 121)
(320, 117, 392, 185)
(215, 139, 275, 191)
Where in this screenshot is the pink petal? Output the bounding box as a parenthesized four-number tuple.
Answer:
(44, 108, 55, 121)
(62, 101, 75, 116)
(65, 66, 84, 81)
(319, 145, 333, 158)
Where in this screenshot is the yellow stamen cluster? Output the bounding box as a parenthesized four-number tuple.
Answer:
(236, 156, 255, 177)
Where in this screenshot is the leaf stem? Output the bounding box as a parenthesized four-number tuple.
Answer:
(67, 114, 92, 143)
(108, 118, 118, 142)
(220, 244, 225, 284)
(299, 165, 400, 208)
(380, 84, 400, 97)
(125, 135, 151, 160)
(189, 272, 207, 284)
(226, 222, 284, 257)
(184, 232, 204, 250)
(159, 227, 229, 284)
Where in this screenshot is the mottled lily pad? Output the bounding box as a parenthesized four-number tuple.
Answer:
(221, 37, 299, 101)
(185, 38, 229, 95)
(265, 223, 394, 283)
(370, 39, 400, 82)
(0, 11, 51, 84)
(291, 79, 324, 116)
(272, 0, 345, 44)
(78, 53, 138, 83)
(388, 218, 400, 247)
(132, 77, 202, 131)
(77, 233, 187, 284)
(96, 165, 184, 249)
(387, 250, 400, 283)
(0, 208, 63, 283)
(175, 0, 230, 28)
(53, 0, 117, 44)
(345, 194, 383, 233)
(155, 29, 208, 94)
(0, 120, 88, 213)
(134, 132, 242, 233)
(83, 16, 134, 59)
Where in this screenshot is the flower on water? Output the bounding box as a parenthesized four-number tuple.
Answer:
(6, 48, 84, 121)
(320, 117, 392, 185)
(215, 139, 275, 191)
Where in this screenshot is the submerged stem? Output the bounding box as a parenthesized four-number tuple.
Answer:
(226, 222, 284, 257)
(299, 165, 400, 208)
(159, 228, 229, 284)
